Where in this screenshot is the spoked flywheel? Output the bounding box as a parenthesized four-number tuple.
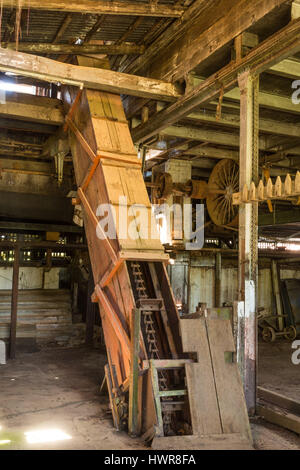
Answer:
(206, 159, 239, 227)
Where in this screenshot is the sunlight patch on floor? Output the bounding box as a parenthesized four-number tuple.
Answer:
(25, 428, 72, 444)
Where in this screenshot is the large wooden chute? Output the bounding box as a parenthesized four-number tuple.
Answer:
(62, 84, 252, 449)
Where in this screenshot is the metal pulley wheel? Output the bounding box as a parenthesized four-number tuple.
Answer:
(262, 326, 276, 343)
(154, 172, 173, 199)
(284, 325, 297, 341)
(206, 159, 239, 226)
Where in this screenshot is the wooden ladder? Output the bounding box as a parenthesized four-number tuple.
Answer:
(147, 359, 192, 437)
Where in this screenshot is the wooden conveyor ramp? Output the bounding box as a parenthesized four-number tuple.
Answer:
(63, 85, 253, 450)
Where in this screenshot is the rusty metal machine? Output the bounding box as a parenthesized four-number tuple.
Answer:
(152, 160, 300, 232)
(62, 85, 252, 449)
(151, 158, 239, 228)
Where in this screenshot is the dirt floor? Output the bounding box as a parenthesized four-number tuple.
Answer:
(258, 340, 300, 402)
(0, 344, 299, 450)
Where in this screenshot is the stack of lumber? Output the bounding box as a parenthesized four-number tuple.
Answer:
(0, 289, 86, 347)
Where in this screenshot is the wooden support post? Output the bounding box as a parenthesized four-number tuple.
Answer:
(149, 359, 164, 437)
(238, 71, 259, 416)
(271, 260, 284, 331)
(234, 300, 244, 357)
(9, 245, 20, 359)
(72, 281, 79, 313)
(215, 252, 222, 308)
(128, 308, 141, 436)
(85, 271, 95, 345)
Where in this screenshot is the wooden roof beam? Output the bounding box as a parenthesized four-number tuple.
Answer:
(83, 15, 106, 43)
(268, 57, 300, 79)
(0, 1, 185, 17)
(0, 48, 183, 101)
(0, 118, 57, 134)
(190, 77, 300, 115)
(7, 43, 145, 56)
(160, 126, 269, 150)
(132, 17, 300, 144)
(123, 0, 291, 80)
(52, 14, 73, 44)
(111, 16, 144, 69)
(186, 110, 300, 138)
(0, 93, 64, 126)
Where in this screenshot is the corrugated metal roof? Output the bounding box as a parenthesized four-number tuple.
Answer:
(0, 5, 178, 46)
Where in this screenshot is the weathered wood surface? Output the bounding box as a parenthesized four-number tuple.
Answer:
(238, 71, 259, 416)
(206, 318, 252, 440)
(180, 318, 252, 446)
(9, 247, 19, 359)
(0, 48, 183, 101)
(123, 0, 215, 76)
(63, 83, 167, 386)
(257, 403, 300, 435)
(63, 67, 189, 441)
(186, 108, 300, 137)
(181, 319, 222, 436)
(0, 289, 82, 347)
(7, 43, 145, 56)
(123, 0, 290, 80)
(0, 0, 185, 17)
(128, 308, 141, 436)
(133, 17, 300, 143)
(204, 82, 300, 116)
(0, 93, 64, 125)
(258, 387, 300, 415)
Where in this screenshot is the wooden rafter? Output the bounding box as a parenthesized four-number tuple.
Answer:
(0, 93, 64, 125)
(123, 0, 289, 79)
(183, 111, 300, 140)
(121, 0, 213, 74)
(111, 16, 144, 69)
(83, 15, 106, 43)
(7, 42, 145, 55)
(117, 17, 144, 45)
(0, 47, 183, 100)
(0, 1, 185, 17)
(52, 13, 73, 44)
(132, 17, 300, 144)
(190, 80, 300, 115)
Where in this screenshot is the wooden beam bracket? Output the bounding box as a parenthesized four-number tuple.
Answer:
(80, 155, 102, 192)
(67, 116, 141, 167)
(94, 283, 131, 359)
(63, 87, 84, 133)
(77, 187, 118, 264)
(99, 257, 124, 288)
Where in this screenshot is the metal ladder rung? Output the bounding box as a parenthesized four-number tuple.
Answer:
(159, 390, 187, 398)
(161, 401, 185, 412)
(143, 359, 194, 370)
